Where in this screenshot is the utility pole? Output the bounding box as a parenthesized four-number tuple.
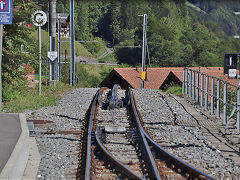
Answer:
(49, 0, 56, 81)
(139, 14, 147, 89)
(0, 24, 3, 110)
(70, 0, 75, 86)
(57, 14, 61, 82)
(234, 11, 240, 133)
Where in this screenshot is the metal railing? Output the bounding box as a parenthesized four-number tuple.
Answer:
(182, 67, 240, 134)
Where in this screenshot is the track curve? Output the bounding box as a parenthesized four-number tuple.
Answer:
(78, 86, 214, 180)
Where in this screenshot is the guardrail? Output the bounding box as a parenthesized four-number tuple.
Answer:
(182, 67, 240, 134)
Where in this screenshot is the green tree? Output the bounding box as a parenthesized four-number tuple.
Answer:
(75, 1, 90, 40)
(88, 1, 103, 34)
(108, 1, 121, 44)
(3, 0, 38, 85)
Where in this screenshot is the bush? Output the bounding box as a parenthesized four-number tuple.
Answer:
(2, 85, 21, 102)
(166, 86, 182, 96)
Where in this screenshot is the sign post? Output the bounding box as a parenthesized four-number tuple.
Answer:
(57, 14, 61, 82)
(0, 0, 12, 110)
(70, 0, 75, 86)
(32, 10, 47, 96)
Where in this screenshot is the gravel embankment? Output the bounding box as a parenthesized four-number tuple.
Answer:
(25, 88, 98, 180)
(133, 89, 239, 179)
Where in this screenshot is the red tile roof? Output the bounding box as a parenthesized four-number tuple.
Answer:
(114, 67, 184, 89)
(102, 67, 239, 89)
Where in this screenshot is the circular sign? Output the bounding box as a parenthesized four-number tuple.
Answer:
(0, 0, 8, 11)
(32, 11, 47, 27)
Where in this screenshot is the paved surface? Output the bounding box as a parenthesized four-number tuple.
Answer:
(173, 95, 240, 166)
(23, 137, 41, 180)
(0, 114, 21, 173)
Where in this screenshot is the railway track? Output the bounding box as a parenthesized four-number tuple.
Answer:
(77, 85, 215, 180)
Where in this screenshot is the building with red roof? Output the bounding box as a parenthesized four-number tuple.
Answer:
(99, 67, 239, 90)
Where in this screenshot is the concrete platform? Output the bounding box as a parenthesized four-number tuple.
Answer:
(0, 114, 29, 180)
(22, 137, 41, 180)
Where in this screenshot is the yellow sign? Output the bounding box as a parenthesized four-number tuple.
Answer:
(141, 71, 146, 80)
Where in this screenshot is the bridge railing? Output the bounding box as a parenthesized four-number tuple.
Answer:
(182, 67, 240, 134)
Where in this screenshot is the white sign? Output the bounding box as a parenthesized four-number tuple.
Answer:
(48, 51, 57, 62)
(228, 69, 237, 78)
(32, 10, 47, 27)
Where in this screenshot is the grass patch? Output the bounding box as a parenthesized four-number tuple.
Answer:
(96, 47, 107, 58)
(75, 64, 115, 87)
(2, 83, 72, 113)
(32, 30, 93, 57)
(166, 86, 182, 96)
(61, 38, 93, 57)
(98, 52, 118, 63)
(80, 64, 114, 77)
(2, 63, 123, 113)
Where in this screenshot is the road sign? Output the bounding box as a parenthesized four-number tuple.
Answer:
(0, 0, 12, 24)
(224, 53, 238, 75)
(228, 69, 237, 78)
(32, 11, 47, 27)
(48, 51, 57, 62)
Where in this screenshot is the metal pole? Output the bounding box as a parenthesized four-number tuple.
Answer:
(223, 82, 228, 125)
(141, 14, 147, 89)
(0, 24, 3, 110)
(200, 73, 204, 107)
(182, 68, 185, 95)
(46, 8, 49, 83)
(216, 79, 221, 118)
(211, 77, 215, 114)
(38, 26, 42, 96)
(49, 0, 56, 81)
(185, 68, 188, 95)
(65, 49, 67, 85)
(237, 86, 240, 133)
(205, 75, 209, 110)
(70, 0, 75, 86)
(192, 71, 195, 101)
(57, 15, 61, 82)
(196, 71, 200, 103)
(189, 70, 192, 98)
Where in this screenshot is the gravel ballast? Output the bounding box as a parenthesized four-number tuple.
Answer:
(133, 89, 239, 179)
(25, 88, 98, 179)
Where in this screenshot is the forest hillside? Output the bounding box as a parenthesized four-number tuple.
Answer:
(34, 0, 240, 67)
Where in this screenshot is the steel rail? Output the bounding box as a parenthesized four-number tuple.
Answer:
(95, 127, 144, 179)
(84, 89, 101, 179)
(84, 88, 144, 179)
(129, 89, 216, 180)
(95, 87, 160, 179)
(128, 90, 161, 180)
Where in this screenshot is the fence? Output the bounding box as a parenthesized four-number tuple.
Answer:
(182, 67, 240, 134)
